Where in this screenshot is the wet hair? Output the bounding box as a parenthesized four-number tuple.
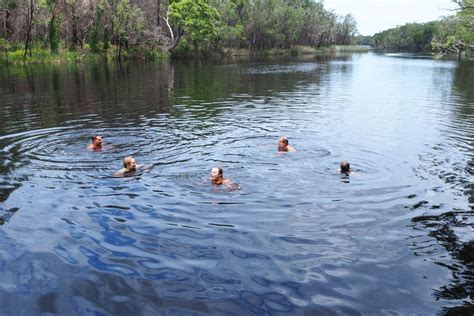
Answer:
(340, 161, 350, 173)
(279, 137, 289, 146)
(123, 156, 134, 168)
(216, 167, 223, 176)
(91, 134, 100, 142)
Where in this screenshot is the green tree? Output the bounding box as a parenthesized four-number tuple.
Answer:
(88, 0, 105, 52)
(432, 1, 474, 58)
(23, 0, 38, 58)
(46, 0, 61, 53)
(165, 0, 220, 53)
(113, 0, 144, 59)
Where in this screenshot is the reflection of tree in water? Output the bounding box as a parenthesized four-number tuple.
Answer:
(170, 55, 351, 119)
(0, 62, 177, 224)
(411, 62, 474, 315)
(0, 62, 176, 134)
(411, 211, 474, 315)
(0, 140, 23, 224)
(453, 61, 474, 105)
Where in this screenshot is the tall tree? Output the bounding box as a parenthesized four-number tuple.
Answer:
(23, 0, 37, 58)
(165, 0, 220, 53)
(113, 0, 143, 59)
(47, 0, 61, 53)
(432, 0, 474, 58)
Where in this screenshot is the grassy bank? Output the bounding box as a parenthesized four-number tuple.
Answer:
(0, 44, 370, 65)
(224, 45, 370, 57)
(0, 44, 168, 65)
(330, 45, 371, 52)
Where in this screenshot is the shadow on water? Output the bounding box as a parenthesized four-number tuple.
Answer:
(411, 211, 474, 315)
(411, 61, 474, 315)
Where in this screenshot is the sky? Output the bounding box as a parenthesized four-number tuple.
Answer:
(323, 0, 457, 35)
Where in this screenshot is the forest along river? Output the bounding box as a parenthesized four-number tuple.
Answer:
(0, 53, 473, 315)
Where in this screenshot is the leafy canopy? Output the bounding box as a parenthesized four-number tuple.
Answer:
(168, 0, 221, 50)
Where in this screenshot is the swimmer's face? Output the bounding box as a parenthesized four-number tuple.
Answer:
(126, 158, 136, 171)
(93, 136, 103, 147)
(278, 138, 288, 151)
(211, 167, 222, 180)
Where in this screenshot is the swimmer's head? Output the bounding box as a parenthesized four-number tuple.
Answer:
(340, 161, 350, 174)
(211, 167, 223, 182)
(278, 137, 289, 151)
(123, 156, 136, 171)
(91, 134, 103, 147)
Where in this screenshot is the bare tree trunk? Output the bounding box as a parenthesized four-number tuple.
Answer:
(3, 4, 8, 63)
(156, 0, 161, 26)
(72, 14, 79, 49)
(163, 16, 183, 52)
(24, 0, 35, 60)
(236, 5, 244, 23)
(70, 2, 79, 50)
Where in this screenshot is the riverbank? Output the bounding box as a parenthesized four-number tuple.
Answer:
(0, 44, 370, 65)
(0, 44, 168, 65)
(224, 45, 370, 57)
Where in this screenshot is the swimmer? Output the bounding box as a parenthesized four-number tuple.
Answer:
(113, 156, 138, 177)
(87, 134, 103, 151)
(278, 136, 296, 152)
(210, 167, 233, 186)
(339, 160, 351, 175)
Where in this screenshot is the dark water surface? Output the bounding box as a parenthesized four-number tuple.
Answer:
(0, 53, 473, 315)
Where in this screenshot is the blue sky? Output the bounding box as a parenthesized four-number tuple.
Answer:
(323, 0, 457, 35)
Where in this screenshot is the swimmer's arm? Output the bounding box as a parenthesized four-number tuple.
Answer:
(113, 168, 127, 177)
(137, 164, 152, 172)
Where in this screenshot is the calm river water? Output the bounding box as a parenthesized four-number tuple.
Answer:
(0, 53, 473, 315)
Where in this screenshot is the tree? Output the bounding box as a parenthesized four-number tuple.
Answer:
(47, 0, 60, 53)
(337, 14, 357, 45)
(88, 0, 105, 52)
(1, 0, 17, 40)
(64, 0, 84, 49)
(432, 0, 474, 58)
(23, 0, 38, 58)
(164, 0, 220, 53)
(112, 0, 144, 59)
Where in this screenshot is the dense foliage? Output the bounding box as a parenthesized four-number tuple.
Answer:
(432, 0, 474, 58)
(372, 0, 473, 58)
(373, 22, 440, 52)
(0, 0, 358, 60)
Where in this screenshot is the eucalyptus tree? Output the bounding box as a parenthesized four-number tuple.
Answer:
(46, 0, 60, 53)
(23, 0, 38, 58)
(113, 0, 144, 59)
(164, 0, 220, 53)
(208, 0, 245, 48)
(336, 14, 357, 45)
(243, 0, 278, 48)
(88, 0, 106, 52)
(63, 0, 86, 49)
(274, 0, 304, 48)
(432, 0, 474, 58)
(231, 0, 246, 23)
(1, 0, 17, 41)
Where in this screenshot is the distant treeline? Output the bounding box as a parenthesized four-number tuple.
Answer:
(0, 0, 358, 62)
(366, 0, 473, 58)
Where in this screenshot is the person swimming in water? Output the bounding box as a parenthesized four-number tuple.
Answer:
(113, 156, 138, 177)
(278, 136, 296, 152)
(210, 167, 233, 186)
(87, 134, 103, 151)
(339, 161, 351, 175)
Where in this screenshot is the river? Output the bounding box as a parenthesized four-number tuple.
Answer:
(0, 52, 473, 315)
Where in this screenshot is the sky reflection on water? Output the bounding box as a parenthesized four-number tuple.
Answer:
(0, 53, 474, 315)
